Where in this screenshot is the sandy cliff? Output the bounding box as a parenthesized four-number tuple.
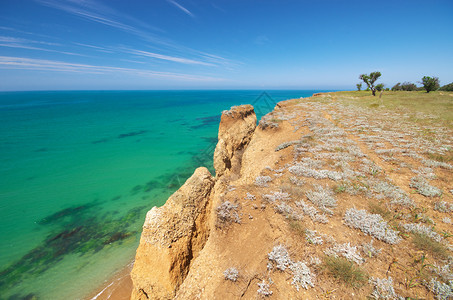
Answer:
(131, 94, 453, 299)
(131, 105, 258, 299)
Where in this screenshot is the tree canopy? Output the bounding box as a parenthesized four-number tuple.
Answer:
(421, 76, 439, 93)
(359, 72, 381, 96)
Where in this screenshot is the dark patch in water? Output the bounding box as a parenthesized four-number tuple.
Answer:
(111, 195, 122, 201)
(143, 180, 159, 193)
(130, 185, 143, 195)
(202, 136, 218, 144)
(190, 115, 220, 129)
(37, 204, 95, 225)
(103, 231, 134, 245)
(0, 205, 147, 295)
(7, 293, 38, 300)
(92, 138, 109, 144)
(0, 137, 218, 296)
(34, 148, 48, 153)
(117, 130, 148, 139)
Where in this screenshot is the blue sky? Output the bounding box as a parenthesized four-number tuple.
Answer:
(0, 0, 452, 91)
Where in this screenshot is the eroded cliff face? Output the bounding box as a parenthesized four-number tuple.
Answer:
(213, 105, 257, 178)
(130, 167, 215, 300)
(130, 105, 257, 299)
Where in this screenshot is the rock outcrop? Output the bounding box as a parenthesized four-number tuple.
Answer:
(131, 105, 257, 299)
(213, 105, 257, 178)
(130, 167, 215, 300)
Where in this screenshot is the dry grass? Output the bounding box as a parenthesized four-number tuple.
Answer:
(287, 217, 305, 237)
(427, 149, 453, 163)
(412, 233, 450, 260)
(323, 256, 367, 287)
(328, 91, 453, 128)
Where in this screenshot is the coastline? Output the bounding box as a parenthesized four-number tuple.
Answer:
(86, 260, 134, 300)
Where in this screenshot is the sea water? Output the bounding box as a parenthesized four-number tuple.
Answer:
(0, 90, 322, 299)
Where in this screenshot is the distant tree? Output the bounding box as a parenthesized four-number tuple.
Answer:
(439, 82, 453, 91)
(375, 83, 385, 92)
(420, 76, 440, 93)
(359, 72, 382, 96)
(392, 82, 417, 91)
(401, 82, 417, 91)
(392, 83, 402, 91)
(356, 83, 362, 91)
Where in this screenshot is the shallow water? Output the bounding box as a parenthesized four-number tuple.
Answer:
(0, 90, 322, 299)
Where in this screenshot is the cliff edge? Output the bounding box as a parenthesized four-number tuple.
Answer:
(131, 94, 453, 299)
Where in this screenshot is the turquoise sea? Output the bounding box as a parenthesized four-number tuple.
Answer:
(0, 90, 322, 299)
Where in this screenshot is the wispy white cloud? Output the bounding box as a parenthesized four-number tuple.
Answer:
(126, 49, 214, 66)
(35, 0, 164, 43)
(0, 56, 222, 81)
(0, 36, 84, 56)
(73, 42, 114, 53)
(167, 0, 194, 17)
(0, 36, 60, 47)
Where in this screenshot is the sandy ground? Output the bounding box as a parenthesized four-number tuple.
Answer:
(85, 261, 133, 300)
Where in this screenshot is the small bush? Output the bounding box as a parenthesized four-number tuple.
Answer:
(296, 200, 329, 223)
(428, 278, 453, 300)
(255, 175, 272, 187)
(410, 176, 442, 197)
(324, 243, 365, 265)
(403, 223, 443, 242)
(257, 279, 273, 297)
(216, 201, 241, 227)
(369, 277, 397, 299)
(289, 261, 315, 291)
(305, 229, 324, 245)
(268, 245, 292, 271)
(344, 208, 401, 244)
(362, 240, 381, 258)
(263, 191, 290, 203)
(305, 185, 337, 215)
(434, 201, 453, 213)
(324, 256, 367, 287)
(223, 267, 239, 282)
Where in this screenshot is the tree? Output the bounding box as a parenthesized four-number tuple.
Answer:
(375, 83, 384, 92)
(420, 76, 439, 93)
(392, 83, 402, 91)
(356, 83, 362, 91)
(401, 82, 417, 91)
(392, 81, 417, 91)
(439, 82, 453, 91)
(359, 71, 382, 96)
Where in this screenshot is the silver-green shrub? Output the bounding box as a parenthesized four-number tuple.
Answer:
(344, 208, 401, 244)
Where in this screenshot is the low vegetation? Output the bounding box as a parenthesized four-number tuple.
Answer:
(324, 256, 367, 287)
(205, 90, 452, 299)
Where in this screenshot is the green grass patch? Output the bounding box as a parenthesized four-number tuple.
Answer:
(412, 233, 450, 260)
(320, 91, 453, 129)
(427, 149, 453, 163)
(287, 217, 305, 237)
(368, 201, 391, 220)
(333, 184, 347, 194)
(324, 256, 367, 287)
